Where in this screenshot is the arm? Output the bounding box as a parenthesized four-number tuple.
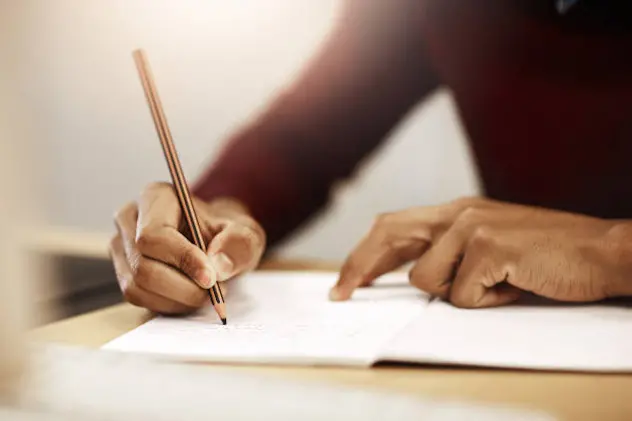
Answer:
(193, 0, 440, 249)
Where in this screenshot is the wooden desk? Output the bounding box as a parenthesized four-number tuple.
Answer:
(31, 259, 632, 421)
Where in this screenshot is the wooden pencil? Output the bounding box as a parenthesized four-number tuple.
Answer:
(132, 48, 227, 324)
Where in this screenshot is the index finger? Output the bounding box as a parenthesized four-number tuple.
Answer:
(137, 182, 183, 229)
(136, 183, 216, 288)
(330, 199, 489, 301)
(330, 213, 429, 301)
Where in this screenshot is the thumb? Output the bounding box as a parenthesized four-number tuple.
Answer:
(206, 222, 265, 282)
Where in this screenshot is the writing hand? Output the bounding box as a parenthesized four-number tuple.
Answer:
(109, 182, 265, 314)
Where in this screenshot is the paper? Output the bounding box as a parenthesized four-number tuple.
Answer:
(104, 271, 632, 372)
(382, 299, 632, 371)
(103, 271, 427, 366)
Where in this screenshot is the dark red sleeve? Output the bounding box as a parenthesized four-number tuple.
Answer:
(192, 0, 440, 249)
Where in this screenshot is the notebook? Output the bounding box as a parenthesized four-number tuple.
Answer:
(103, 271, 632, 372)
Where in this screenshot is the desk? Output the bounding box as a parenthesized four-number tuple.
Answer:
(31, 258, 632, 421)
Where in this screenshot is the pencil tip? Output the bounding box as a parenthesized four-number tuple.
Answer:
(221, 318, 227, 325)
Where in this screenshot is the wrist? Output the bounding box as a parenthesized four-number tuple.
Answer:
(603, 222, 632, 298)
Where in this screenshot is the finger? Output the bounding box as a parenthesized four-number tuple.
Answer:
(135, 184, 217, 288)
(110, 233, 133, 292)
(110, 235, 194, 314)
(207, 222, 265, 281)
(331, 199, 502, 302)
(331, 213, 430, 301)
(331, 200, 493, 300)
(449, 229, 521, 308)
(408, 227, 467, 299)
(137, 182, 183, 228)
(136, 225, 217, 289)
(114, 206, 210, 307)
(130, 255, 210, 308)
(113, 202, 140, 267)
(126, 279, 197, 315)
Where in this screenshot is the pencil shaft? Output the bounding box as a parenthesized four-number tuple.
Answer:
(132, 49, 226, 318)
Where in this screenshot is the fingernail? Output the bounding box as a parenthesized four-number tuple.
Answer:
(328, 287, 345, 301)
(209, 253, 233, 280)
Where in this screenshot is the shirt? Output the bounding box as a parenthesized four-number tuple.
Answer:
(192, 0, 632, 249)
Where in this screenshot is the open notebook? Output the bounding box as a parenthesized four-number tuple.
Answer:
(103, 271, 632, 372)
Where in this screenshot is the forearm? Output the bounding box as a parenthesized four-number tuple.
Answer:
(193, 0, 440, 249)
(192, 123, 325, 248)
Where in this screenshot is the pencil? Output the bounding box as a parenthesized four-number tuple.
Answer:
(132, 48, 227, 325)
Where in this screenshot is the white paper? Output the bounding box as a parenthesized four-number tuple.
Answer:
(104, 270, 632, 373)
(103, 272, 427, 366)
(380, 298, 632, 372)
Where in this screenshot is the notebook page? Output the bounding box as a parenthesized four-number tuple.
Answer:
(103, 271, 427, 366)
(380, 298, 632, 372)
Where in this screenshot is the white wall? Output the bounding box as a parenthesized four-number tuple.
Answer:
(16, 0, 480, 261)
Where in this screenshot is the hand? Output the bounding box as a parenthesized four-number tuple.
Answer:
(109, 182, 265, 315)
(331, 197, 632, 308)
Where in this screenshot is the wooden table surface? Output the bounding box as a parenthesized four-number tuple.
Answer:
(31, 258, 632, 421)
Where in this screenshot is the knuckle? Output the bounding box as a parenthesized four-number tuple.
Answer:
(484, 264, 506, 286)
(451, 196, 482, 209)
(113, 202, 136, 224)
(122, 284, 142, 307)
(408, 266, 425, 289)
(141, 182, 176, 204)
(369, 213, 397, 240)
(449, 283, 479, 309)
(135, 229, 156, 254)
(132, 260, 152, 288)
(455, 207, 483, 228)
(108, 235, 120, 254)
(605, 223, 632, 241)
(145, 181, 172, 193)
(605, 223, 632, 265)
(373, 212, 394, 228)
(407, 264, 447, 297)
(470, 226, 495, 247)
(450, 293, 476, 309)
(450, 197, 469, 207)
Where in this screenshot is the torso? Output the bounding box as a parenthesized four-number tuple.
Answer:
(419, 0, 632, 218)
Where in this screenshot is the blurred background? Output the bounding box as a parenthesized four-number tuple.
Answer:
(3, 0, 480, 321)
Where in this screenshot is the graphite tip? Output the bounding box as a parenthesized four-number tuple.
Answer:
(221, 318, 227, 325)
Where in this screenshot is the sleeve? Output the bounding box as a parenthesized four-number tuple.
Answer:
(192, 0, 441, 249)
